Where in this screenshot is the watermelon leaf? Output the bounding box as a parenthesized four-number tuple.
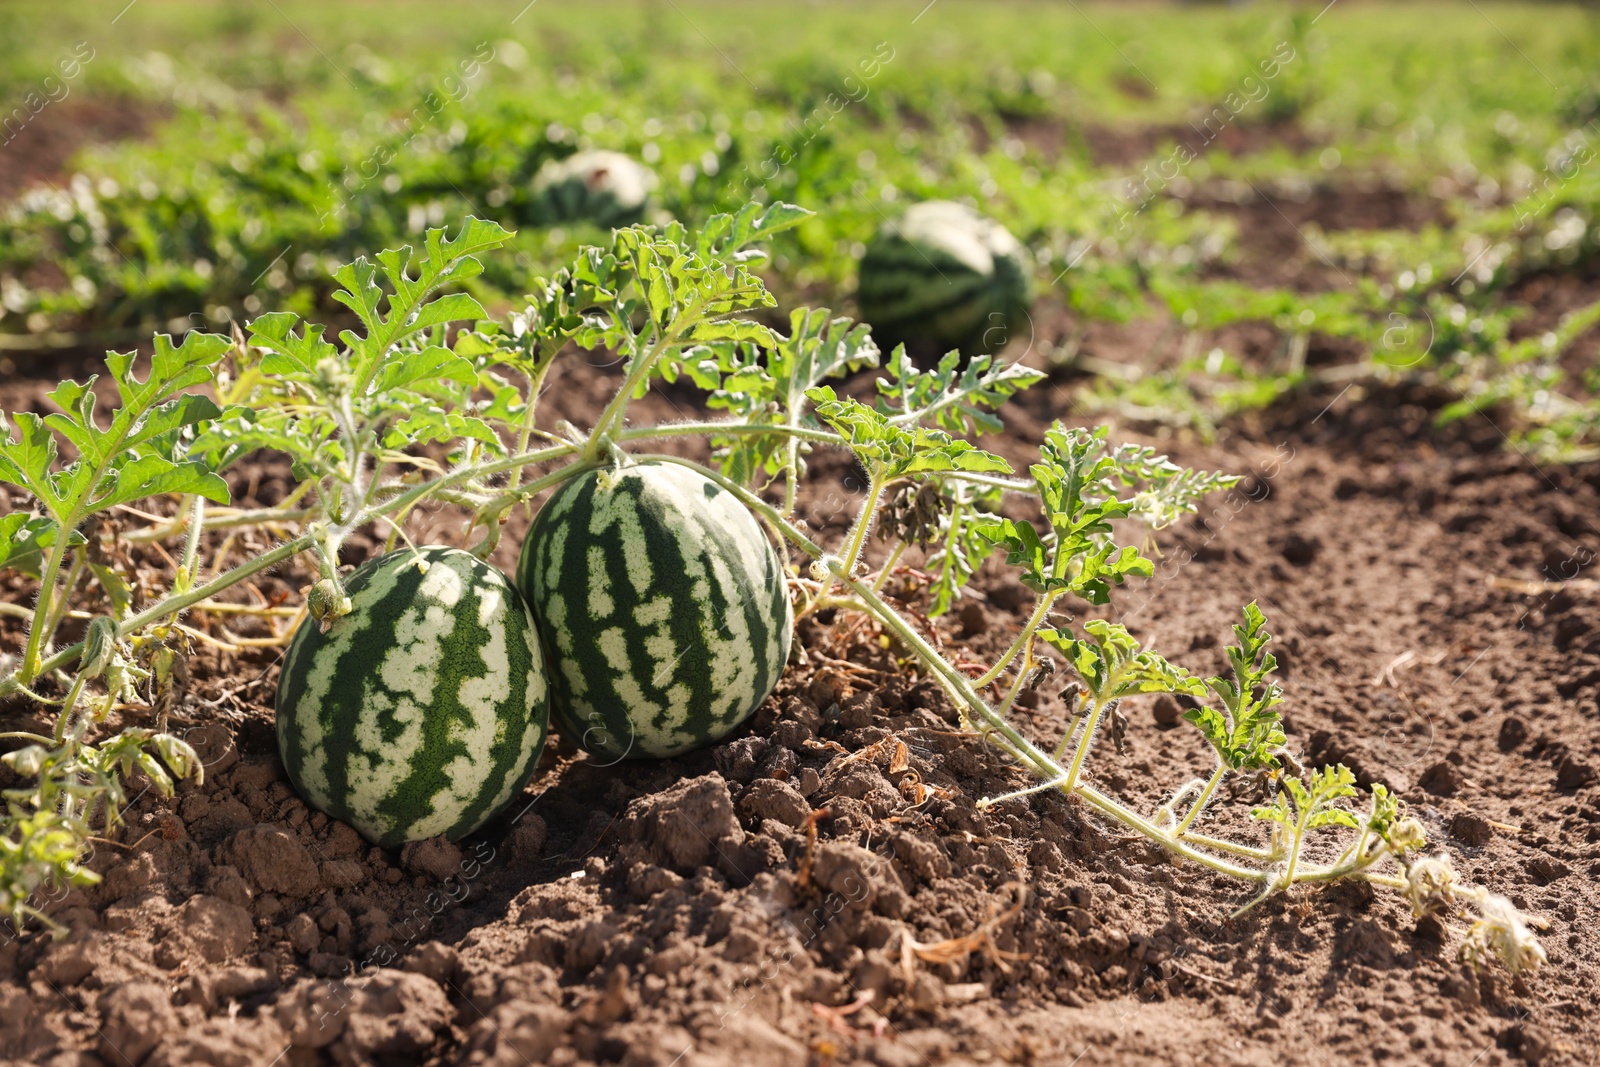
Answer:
(0, 513, 75, 577)
(0, 412, 63, 515)
(1038, 619, 1206, 703)
(247, 313, 340, 381)
(693, 201, 812, 265)
(332, 217, 513, 397)
(2, 332, 234, 527)
(707, 308, 881, 483)
(806, 387, 1011, 480)
(1184, 602, 1287, 772)
(93, 455, 232, 510)
(918, 482, 1004, 617)
(876, 346, 1044, 435)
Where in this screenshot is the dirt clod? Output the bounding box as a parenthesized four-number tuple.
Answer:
(1279, 531, 1321, 566)
(506, 811, 548, 862)
(223, 825, 321, 899)
(458, 1002, 570, 1066)
(171, 896, 254, 964)
(1556, 754, 1596, 791)
(740, 776, 811, 828)
(401, 837, 464, 881)
(1447, 812, 1493, 846)
(618, 773, 742, 872)
(98, 982, 176, 1067)
(1499, 716, 1530, 751)
(332, 971, 453, 1062)
(1418, 760, 1464, 797)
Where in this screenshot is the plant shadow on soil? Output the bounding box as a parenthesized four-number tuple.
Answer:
(1, 161, 1599, 1067)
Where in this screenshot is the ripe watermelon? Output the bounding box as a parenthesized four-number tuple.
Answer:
(517, 461, 792, 760)
(529, 149, 655, 228)
(276, 547, 549, 847)
(856, 199, 1034, 357)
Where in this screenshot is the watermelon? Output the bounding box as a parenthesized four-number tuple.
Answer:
(856, 199, 1034, 357)
(529, 149, 655, 228)
(517, 461, 792, 760)
(276, 547, 550, 847)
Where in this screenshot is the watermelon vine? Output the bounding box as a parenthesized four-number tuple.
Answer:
(0, 207, 1546, 974)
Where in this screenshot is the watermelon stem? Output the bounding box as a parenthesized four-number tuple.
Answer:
(2, 531, 320, 701)
(971, 591, 1061, 689)
(505, 341, 563, 497)
(616, 420, 841, 449)
(821, 472, 886, 603)
(630, 454, 1453, 896)
(584, 297, 702, 462)
(869, 541, 908, 594)
(992, 634, 1038, 717)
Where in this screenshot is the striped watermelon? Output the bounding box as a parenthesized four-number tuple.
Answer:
(275, 547, 549, 847)
(856, 199, 1034, 357)
(517, 461, 792, 760)
(530, 149, 655, 228)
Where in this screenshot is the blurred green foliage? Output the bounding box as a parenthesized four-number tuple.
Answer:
(1, 0, 1598, 454)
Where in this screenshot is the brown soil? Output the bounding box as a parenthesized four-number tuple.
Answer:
(1071, 118, 1322, 170)
(1185, 182, 1454, 293)
(0, 99, 1595, 1065)
(0, 332, 1596, 1067)
(0, 97, 160, 204)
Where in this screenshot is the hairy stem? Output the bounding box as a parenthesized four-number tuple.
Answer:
(18, 532, 73, 685)
(823, 472, 885, 601)
(994, 638, 1036, 716)
(122, 498, 315, 544)
(870, 541, 908, 594)
(507, 348, 558, 496)
(587, 303, 700, 460)
(937, 470, 1033, 494)
(973, 592, 1058, 689)
(1061, 695, 1109, 793)
(37, 550, 87, 662)
(3, 533, 317, 699)
(1282, 806, 1313, 888)
(1174, 762, 1227, 837)
(616, 421, 841, 447)
(50, 669, 90, 746)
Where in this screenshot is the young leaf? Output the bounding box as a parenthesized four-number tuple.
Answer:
(919, 483, 1002, 617)
(0, 413, 62, 514)
(93, 455, 230, 510)
(332, 217, 513, 393)
(1038, 619, 1207, 703)
(693, 201, 812, 264)
(806, 388, 1011, 479)
(2, 332, 234, 525)
(875, 346, 1044, 435)
(1184, 602, 1287, 771)
(707, 308, 880, 483)
(374, 346, 476, 394)
(105, 331, 235, 411)
(975, 424, 1159, 603)
(1252, 765, 1359, 830)
(1364, 783, 1403, 841)
(1106, 441, 1241, 528)
(0, 513, 71, 577)
(247, 313, 339, 381)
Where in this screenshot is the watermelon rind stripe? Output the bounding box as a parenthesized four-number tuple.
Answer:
(519, 461, 792, 760)
(856, 200, 1033, 356)
(276, 547, 549, 847)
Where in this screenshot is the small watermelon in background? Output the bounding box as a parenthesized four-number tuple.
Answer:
(276, 547, 550, 848)
(529, 149, 656, 228)
(518, 461, 793, 761)
(855, 199, 1034, 357)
